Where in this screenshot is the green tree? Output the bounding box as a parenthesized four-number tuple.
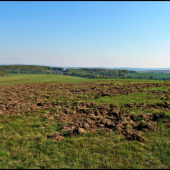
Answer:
(0, 68, 6, 77)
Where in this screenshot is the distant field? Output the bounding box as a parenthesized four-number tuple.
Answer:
(0, 74, 90, 85)
(0, 73, 166, 86)
(129, 72, 170, 79)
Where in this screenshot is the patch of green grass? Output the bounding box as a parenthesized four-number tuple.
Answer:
(0, 74, 92, 85)
(146, 86, 170, 91)
(2, 117, 170, 169)
(129, 72, 170, 80)
(85, 92, 162, 108)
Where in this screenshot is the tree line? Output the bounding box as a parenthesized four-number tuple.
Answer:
(63, 68, 135, 79)
(0, 65, 137, 79)
(2, 65, 169, 80)
(0, 65, 64, 75)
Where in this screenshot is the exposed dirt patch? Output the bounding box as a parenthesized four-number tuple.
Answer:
(46, 132, 64, 142)
(1, 81, 170, 142)
(56, 105, 169, 142)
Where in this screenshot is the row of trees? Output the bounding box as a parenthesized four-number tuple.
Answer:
(4, 65, 169, 80)
(0, 65, 63, 74)
(63, 68, 136, 79)
(0, 65, 138, 79)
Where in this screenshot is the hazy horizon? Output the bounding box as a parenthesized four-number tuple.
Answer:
(1, 2, 170, 68)
(1, 63, 170, 70)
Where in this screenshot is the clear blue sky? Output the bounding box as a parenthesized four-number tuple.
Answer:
(1, 1, 170, 68)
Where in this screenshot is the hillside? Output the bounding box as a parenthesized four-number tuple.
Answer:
(2, 65, 170, 80)
(0, 65, 64, 74)
(0, 75, 170, 168)
(0, 65, 136, 79)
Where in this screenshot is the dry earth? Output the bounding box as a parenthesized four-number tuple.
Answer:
(1, 81, 170, 142)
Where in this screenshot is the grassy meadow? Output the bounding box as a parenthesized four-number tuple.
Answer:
(0, 74, 170, 168)
(0, 74, 90, 85)
(129, 72, 170, 79)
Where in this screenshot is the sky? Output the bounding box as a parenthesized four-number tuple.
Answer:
(0, 1, 170, 68)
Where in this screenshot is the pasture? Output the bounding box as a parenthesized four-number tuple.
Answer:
(129, 72, 170, 79)
(0, 74, 170, 168)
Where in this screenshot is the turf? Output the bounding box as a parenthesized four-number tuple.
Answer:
(0, 74, 90, 85)
(1, 74, 170, 168)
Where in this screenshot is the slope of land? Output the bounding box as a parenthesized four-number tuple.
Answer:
(0, 74, 170, 168)
(0, 74, 89, 85)
(2, 65, 170, 80)
(0, 65, 135, 79)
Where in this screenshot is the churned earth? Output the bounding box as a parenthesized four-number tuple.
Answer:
(1, 81, 170, 143)
(1, 77, 170, 168)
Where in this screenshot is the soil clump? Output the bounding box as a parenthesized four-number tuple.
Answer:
(1, 81, 170, 142)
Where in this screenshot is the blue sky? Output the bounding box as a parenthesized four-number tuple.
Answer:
(0, 1, 170, 68)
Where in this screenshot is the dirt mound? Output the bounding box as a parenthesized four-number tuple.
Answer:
(122, 130, 145, 142)
(46, 132, 64, 142)
(57, 108, 169, 142)
(1, 81, 170, 142)
(0, 81, 169, 115)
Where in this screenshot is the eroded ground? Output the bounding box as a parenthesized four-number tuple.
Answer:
(1, 80, 170, 143)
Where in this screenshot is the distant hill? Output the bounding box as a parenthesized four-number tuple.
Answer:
(0, 65, 64, 74)
(1, 64, 170, 72)
(0, 65, 136, 79)
(112, 67, 170, 71)
(59, 67, 170, 71)
(55, 66, 170, 71)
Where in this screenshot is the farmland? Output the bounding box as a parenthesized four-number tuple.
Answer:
(0, 74, 170, 168)
(0, 74, 90, 86)
(129, 72, 170, 80)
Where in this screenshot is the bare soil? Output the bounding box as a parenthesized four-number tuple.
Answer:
(0, 81, 170, 142)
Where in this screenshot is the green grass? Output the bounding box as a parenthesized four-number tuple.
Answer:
(0, 74, 91, 85)
(129, 72, 170, 79)
(1, 74, 170, 168)
(94, 92, 161, 105)
(1, 112, 170, 168)
(0, 74, 167, 86)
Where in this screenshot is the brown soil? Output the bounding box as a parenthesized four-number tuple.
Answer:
(0, 82, 169, 115)
(0, 81, 170, 142)
(58, 104, 168, 142)
(46, 132, 64, 142)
